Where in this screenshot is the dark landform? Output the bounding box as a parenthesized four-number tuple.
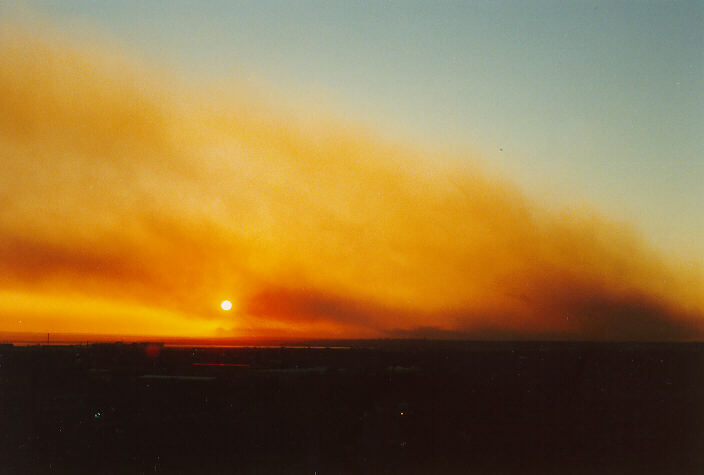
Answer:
(1, 340, 702, 474)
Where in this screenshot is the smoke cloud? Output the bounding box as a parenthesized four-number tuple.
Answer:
(1, 23, 702, 340)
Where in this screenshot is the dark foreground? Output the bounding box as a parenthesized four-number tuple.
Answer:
(1, 341, 702, 474)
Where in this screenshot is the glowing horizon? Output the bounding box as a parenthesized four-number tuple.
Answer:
(1, 13, 702, 341)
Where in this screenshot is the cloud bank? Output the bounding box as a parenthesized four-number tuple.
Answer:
(1, 23, 702, 340)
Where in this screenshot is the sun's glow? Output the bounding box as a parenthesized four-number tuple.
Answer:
(221, 300, 232, 311)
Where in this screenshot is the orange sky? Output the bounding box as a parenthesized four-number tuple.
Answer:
(1, 23, 703, 341)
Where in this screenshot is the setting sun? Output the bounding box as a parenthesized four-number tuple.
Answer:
(221, 300, 232, 311)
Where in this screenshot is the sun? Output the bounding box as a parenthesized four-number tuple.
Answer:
(220, 300, 232, 311)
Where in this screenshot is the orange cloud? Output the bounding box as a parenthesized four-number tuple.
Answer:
(0, 22, 702, 340)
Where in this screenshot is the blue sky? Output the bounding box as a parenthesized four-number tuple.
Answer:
(14, 0, 704, 259)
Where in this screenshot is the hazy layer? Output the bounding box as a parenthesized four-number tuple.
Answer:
(1, 24, 702, 340)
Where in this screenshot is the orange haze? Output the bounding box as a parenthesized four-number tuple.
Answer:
(1, 24, 703, 341)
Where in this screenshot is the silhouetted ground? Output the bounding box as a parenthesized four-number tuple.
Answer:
(1, 341, 702, 474)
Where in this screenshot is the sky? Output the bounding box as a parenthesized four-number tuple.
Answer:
(1, 1, 702, 341)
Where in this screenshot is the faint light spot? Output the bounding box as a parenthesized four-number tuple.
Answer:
(145, 343, 161, 358)
(221, 300, 232, 311)
(400, 412, 404, 416)
(93, 411, 102, 419)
